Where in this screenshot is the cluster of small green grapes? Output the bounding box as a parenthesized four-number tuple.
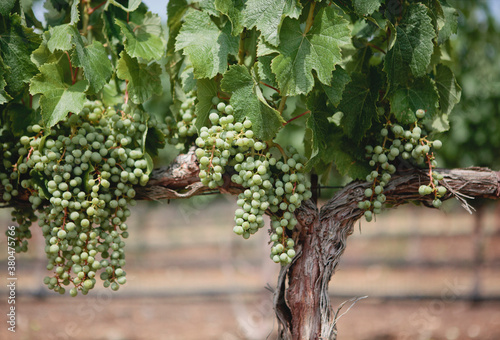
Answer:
(1, 100, 155, 295)
(1, 134, 37, 252)
(360, 109, 446, 222)
(164, 92, 197, 146)
(195, 97, 312, 265)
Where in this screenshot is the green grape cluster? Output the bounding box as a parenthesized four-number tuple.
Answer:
(164, 92, 197, 146)
(1, 132, 38, 253)
(360, 109, 447, 222)
(195, 97, 312, 265)
(1, 100, 155, 295)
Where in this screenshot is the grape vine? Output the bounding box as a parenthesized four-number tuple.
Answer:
(0, 0, 465, 304)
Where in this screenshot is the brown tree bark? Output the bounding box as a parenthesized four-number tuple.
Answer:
(1, 150, 500, 340)
(275, 167, 500, 340)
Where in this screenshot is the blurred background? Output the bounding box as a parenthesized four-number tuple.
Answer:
(1, 0, 500, 339)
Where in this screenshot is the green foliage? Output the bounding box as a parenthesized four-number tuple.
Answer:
(0, 0, 477, 292)
(438, 1, 500, 169)
(221, 65, 284, 140)
(383, 3, 435, 85)
(29, 63, 89, 127)
(116, 51, 162, 104)
(175, 10, 239, 78)
(268, 6, 351, 96)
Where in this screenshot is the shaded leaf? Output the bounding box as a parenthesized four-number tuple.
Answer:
(320, 65, 351, 107)
(0, 14, 41, 94)
(338, 71, 380, 143)
(353, 0, 382, 16)
(390, 76, 439, 124)
(221, 65, 284, 140)
(215, 0, 246, 35)
(437, 2, 458, 44)
(195, 78, 218, 131)
(435, 64, 461, 115)
(167, 0, 188, 57)
(0, 0, 16, 16)
(116, 51, 162, 104)
(0, 57, 12, 104)
(306, 92, 330, 156)
(383, 3, 435, 85)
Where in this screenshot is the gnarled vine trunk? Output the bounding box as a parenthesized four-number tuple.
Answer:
(274, 168, 500, 340)
(1, 149, 499, 340)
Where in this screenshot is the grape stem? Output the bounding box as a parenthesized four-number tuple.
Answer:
(238, 31, 246, 65)
(87, 0, 106, 15)
(278, 96, 287, 115)
(65, 51, 77, 85)
(259, 81, 280, 93)
(124, 81, 129, 104)
(270, 142, 287, 162)
(366, 42, 386, 54)
(284, 110, 310, 126)
(304, 2, 316, 35)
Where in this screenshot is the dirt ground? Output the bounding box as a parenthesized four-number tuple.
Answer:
(1, 296, 500, 340)
(1, 200, 499, 340)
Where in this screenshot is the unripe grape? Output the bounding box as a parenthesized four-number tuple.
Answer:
(415, 109, 425, 119)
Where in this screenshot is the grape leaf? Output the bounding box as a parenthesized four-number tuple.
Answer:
(0, 0, 17, 16)
(167, 0, 188, 57)
(72, 37, 113, 94)
(0, 57, 12, 104)
(6, 103, 39, 137)
(383, 3, 435, 85)
(181, 66, 196, 93)
(435, 64, 461, 115)
(45, 24, 112, 94)
(241, 0, 302, 46)
(389, 76, 439, 124)
(175, 10, 238, 79)
(338, 71, 380, 143)
(430, 113, 450, 132)
(271, 6, 351, 96)
(306, 92, 330, 156)
(107, 0, 142, 12)
(199, 0, 220, 17)
(47, 24, 74, 52)
(0, 14, 41, 95)
(221, 65, 284, 140)
(437, 2, 458, 44)
(70, 0, 79, 24)
(194, 78, 218, 131)
(31, 32, 65, 67)
(116, 51, 162, 104)
(353, 0, 382, 16)
(306, 129, 370, 180)
(29, 63, 89, 128)
(115, 12, 165, 61)
(215, 0, 245, 35)
(256, 55, 277, 87)
(144, 126, 166, 158)
(320, 65, 351, 107)
(330, 134, 371, 179)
